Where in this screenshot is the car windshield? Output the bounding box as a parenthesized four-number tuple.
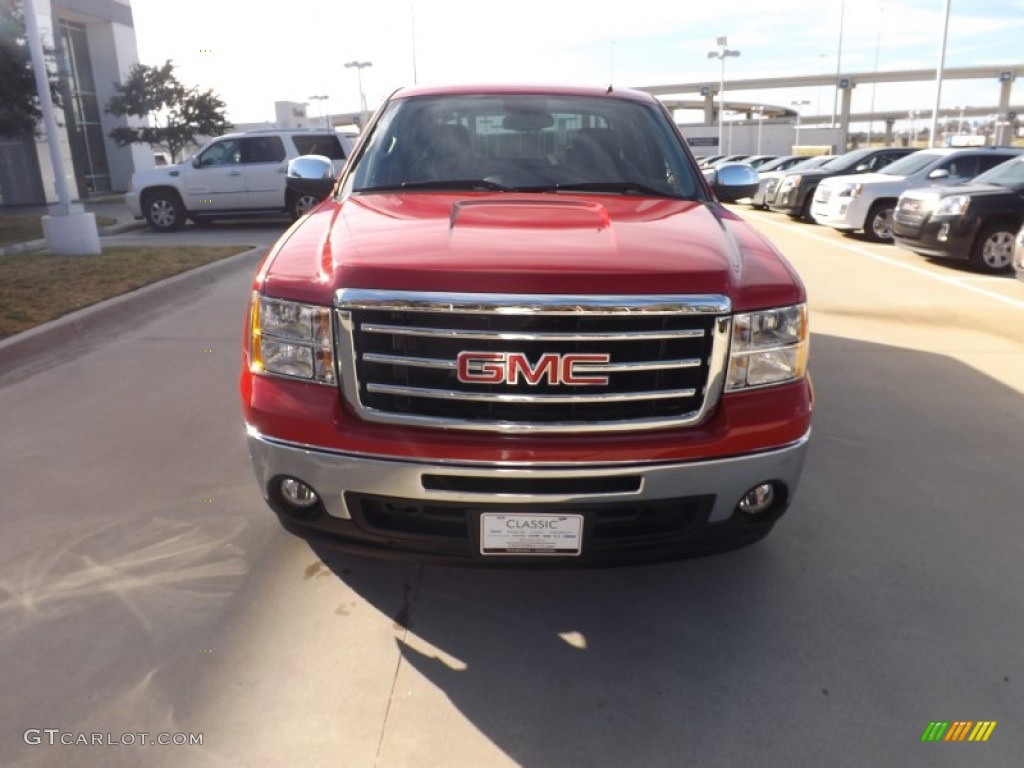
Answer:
(970, 156, 1024, 186)
(820, 148, 878, 172)
(345, 93, 698, 199)
(878, 151, 941, 176)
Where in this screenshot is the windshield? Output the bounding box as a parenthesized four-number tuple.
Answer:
(878, 151, 941, 177)
(345, 93, 698, 198)
(821, 148, 885, 172)
(971, 156, 1024, 186)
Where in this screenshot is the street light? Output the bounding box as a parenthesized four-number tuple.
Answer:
(308, 95, 328, 130)
(791, 100, 810, 147)
(707, 36, 740, 153)
(344, 60, 373, 128)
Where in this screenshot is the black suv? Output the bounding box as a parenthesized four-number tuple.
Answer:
(770, 146, 916, 221)
(892, 154, 1024, 273)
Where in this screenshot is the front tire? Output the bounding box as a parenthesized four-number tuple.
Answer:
(864, 202, 895, 242)
(143, 191, 186, 232)
(970, 223, 1016, 273)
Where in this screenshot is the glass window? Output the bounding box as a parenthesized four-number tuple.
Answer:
(972, 156, 1024, 186)
(293, 135, 347, 159)
(241, 137, 286, 163)
(198, 139, 242, 166)
(347, 93, 698, 198)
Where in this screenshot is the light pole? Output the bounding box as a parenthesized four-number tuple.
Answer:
(308, 95, 328, 130)
(867, 5, 884, 147)
(928, 0, 952, 148)
(707, 36, 740, 153)
(792, 100, 810, 147)
(832, 0, 846, 129)
(345, 60, 373, 128)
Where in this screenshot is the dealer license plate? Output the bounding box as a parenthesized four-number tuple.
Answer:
(480, 513, 583, 556)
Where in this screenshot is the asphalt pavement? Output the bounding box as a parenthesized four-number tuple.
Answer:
(1, 206, 1022, 767)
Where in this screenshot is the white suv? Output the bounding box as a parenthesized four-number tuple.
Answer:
(810, 147, 1021, 242)
(125, 129, 354, 231)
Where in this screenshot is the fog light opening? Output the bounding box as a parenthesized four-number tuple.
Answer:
(280, 477, 319, 508)
(737, 482, 778, 517)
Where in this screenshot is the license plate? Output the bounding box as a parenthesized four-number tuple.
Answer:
(480, 513, 583, 556)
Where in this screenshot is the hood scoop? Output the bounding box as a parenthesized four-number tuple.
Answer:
(450, 198, 610, 231)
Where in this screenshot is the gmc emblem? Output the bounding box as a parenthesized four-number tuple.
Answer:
(456, 352, 610, 386)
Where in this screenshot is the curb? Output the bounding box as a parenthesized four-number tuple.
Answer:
(0, 246, 265, 383)
(0, 221, 148, 256)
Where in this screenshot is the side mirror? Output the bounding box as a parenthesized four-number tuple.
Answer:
(191, 156, 201, 168)
(287, 154, 334, 180)
(708, 163, 759, 202)
(854, 163, 871, 172)
(927, 168, 950, 180)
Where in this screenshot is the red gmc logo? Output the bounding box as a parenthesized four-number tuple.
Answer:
(456, 352, 610, 386)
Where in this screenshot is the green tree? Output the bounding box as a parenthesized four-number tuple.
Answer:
(0, 0, 61, 137)
(105, 60, 232, 163)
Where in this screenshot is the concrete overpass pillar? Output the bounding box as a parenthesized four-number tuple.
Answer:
(838, 83, 854, 152)
(704, 91, 716, 126)
(996, 72, 1015, 145)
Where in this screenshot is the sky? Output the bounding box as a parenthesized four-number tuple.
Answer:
(127, 0, 1024, 129)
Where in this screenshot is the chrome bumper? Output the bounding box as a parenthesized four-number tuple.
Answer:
(246, 429, 811, 524)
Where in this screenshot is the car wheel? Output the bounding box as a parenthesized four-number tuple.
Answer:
(970, 224, 1016, 273)
(864, 203, 894, 242)
(289, 192, 320, 221)
(143, 191, 186, 232)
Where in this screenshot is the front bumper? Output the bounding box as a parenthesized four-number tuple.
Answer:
(891, 215, 973, 260)
(811, 195, 865, 230)
(245, 429, 811, 565)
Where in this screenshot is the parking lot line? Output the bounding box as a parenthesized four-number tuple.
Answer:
(742, 210, 1024, 311)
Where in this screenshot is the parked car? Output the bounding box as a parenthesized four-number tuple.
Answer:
(750, 155, 835, 210)
(243, 84, 813, 565)
(739, 155, 781, 169)
(125, 129, 355, 231)
(1014, 223, 1024, 282)
(892, 154, 1024, 273)
(770, 147, 916, 221)
(811, 147, 1022, 242)
(750, 155, 804, 173)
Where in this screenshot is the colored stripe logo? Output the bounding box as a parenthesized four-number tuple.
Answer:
(921, 721, 997, 742)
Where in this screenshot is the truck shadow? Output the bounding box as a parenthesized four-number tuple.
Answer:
(308, 332, 1024, 766)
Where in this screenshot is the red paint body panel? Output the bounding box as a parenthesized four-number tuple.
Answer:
(259, 194, 805, 311)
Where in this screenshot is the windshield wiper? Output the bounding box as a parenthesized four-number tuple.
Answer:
(357, 179, 514, 193)
(521, 181, 677, 198)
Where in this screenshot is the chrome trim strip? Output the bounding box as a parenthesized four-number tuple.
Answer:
(362, 323, 706, 341)
(366, 383, 697, 403)
(362, 352, 701, 373)
(336, 289, 732, 315)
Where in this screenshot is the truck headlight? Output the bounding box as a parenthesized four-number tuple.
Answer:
(837, 182, 863, 198)
(249, 293, 335, 384)
(726, 304, 809, 391)
(933, 195, 970, 217)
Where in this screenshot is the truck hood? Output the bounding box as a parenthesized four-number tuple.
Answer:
(259, 192, 805, 312)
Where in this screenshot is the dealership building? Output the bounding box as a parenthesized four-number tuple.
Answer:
(0, 0, 147, 205)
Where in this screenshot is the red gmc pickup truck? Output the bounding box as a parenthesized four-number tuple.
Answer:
(240, 84, 812, 565)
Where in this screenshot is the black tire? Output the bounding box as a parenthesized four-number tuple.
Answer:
(864, 202, 895, 242)
(288, 191, 321, 221)
(143, 190, 186, 232)
(969, 223, 1016, 273)
(799, 192, 815, 222)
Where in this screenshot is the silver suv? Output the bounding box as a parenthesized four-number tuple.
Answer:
(125, 129, 354, 231)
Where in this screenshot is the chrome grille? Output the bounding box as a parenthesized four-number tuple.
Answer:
(895, 196, 926, 228)
(335, 290, 732, 433)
